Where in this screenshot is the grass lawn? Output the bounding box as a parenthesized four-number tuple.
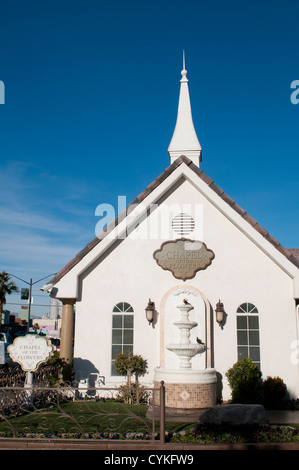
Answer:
(0, 400, 193, 438)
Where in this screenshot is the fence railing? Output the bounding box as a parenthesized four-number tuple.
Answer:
(0, 381, 166, 444)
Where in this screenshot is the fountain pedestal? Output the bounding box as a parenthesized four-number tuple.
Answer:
(153, 368, 217, 412)
(153, 300, 217, 411)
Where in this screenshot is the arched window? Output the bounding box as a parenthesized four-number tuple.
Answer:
(236, 303, 260, 368)
(111, 302, 134, 376)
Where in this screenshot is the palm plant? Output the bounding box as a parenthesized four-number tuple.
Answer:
(0, 272, 18, 314)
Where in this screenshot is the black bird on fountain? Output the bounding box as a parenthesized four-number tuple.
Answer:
(196, 337, 204, 345)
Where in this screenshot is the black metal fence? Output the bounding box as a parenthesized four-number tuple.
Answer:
(0, 382, 166, 444)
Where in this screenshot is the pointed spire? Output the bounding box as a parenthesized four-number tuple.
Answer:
(168, 53, 202, 166)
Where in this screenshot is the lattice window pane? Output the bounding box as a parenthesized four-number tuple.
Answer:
(111, 304, 134, 376)
(236, 302, 260, 367)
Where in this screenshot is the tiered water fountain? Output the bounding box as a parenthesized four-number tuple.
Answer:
(166, 299, 205, 368)
(153, 298, 217, 412)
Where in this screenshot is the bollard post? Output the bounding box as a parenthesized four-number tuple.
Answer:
(160, 381, 165, 444)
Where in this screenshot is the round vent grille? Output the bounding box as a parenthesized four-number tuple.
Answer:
(172, 213, 195, 237)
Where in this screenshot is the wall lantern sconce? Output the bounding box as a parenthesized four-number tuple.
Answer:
(145, 298, 155, 324)
(215, 299, 225, 325)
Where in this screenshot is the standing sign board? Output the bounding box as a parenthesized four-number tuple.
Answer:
(7, 334, 53, 372)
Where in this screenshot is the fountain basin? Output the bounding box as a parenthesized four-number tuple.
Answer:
(154, 367, 217, 384)
(167, 342, 205, 357)
(167, 342, 205, 368)
(153, 367, 217, 410)
(173, 320, 198, 329)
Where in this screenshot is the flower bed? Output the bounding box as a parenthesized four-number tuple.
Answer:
(169, 424, 299, 444)
(1, 424, 299, 444)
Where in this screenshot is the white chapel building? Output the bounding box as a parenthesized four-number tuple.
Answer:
(43, 62, 299, 406)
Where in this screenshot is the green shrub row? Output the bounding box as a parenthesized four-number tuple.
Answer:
(225, 358, 287, 408)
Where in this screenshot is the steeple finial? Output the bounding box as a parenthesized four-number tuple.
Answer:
(168, 55, 202, 167)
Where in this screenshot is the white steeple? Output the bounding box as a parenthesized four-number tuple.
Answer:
(168, 53, 202, 166)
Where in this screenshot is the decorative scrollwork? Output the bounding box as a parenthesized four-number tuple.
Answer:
(0, 385, 157, 441)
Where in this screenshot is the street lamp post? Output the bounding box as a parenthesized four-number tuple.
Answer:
(8, 273, 56, 332)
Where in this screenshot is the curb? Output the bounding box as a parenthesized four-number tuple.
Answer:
(1, 438, 299, 451)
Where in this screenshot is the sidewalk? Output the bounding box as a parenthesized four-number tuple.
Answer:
(161, 408, 299, 424)
(266, 410, 299, 424)
(1, 438, 299, 450)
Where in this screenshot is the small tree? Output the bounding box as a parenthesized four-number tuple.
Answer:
(0, 272, 17, 314)
(114, 353, 148, 404)
(226, 358, 263, 404)
(115, 353, 148, 384)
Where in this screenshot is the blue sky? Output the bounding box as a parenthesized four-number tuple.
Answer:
(0, 0, 298, 315)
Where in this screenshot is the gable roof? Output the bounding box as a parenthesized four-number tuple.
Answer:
(47, 155, 299, 288)
(290, 249, 299, 262)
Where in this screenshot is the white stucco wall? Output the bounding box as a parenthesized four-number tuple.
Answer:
(59, 175, 298, 401)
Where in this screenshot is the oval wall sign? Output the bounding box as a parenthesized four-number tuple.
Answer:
(153, 238, 215, 281)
